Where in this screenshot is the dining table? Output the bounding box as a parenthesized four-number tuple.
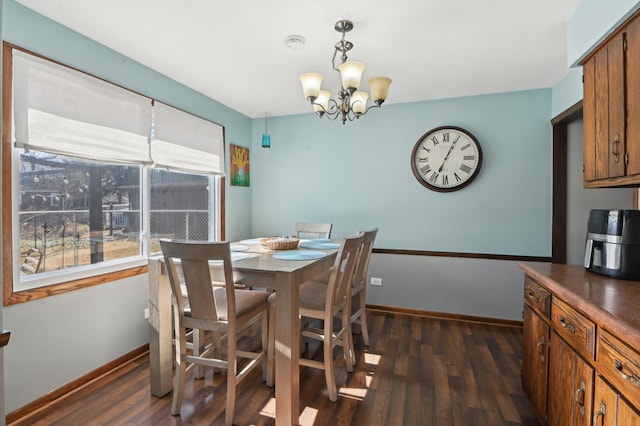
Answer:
(147, 237, 340, 425)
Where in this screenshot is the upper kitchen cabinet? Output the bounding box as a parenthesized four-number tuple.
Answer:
(582, 12, 640, 187)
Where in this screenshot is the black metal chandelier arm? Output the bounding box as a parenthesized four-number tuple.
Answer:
(309, 98, 340, 119)
(354, 102, 384, 118)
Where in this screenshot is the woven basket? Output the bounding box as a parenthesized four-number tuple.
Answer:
(261, 237, 299, 250)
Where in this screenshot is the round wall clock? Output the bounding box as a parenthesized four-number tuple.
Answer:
(410, 126, 483, 192)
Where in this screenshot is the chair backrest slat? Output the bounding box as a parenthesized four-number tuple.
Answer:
(295, 222, 333, 239)
(326, 234, 364, 310)
(353, 228, 378, 291)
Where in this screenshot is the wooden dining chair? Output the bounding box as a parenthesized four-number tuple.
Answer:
(160, 239, 270, 426)
(346, 228, 378, 353)
(307, 228, 378, 366)
(265, 233, 364, 402)
(295, 222, 333, 239)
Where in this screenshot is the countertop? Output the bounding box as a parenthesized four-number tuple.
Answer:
(520, 262, 640, 349)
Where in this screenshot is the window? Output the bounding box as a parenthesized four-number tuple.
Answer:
(3, 45, 225, 305)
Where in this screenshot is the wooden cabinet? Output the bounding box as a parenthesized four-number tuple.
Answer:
(523, 305, 550, 424)
(550, 297, 596, 362)
(593, 376, 640, 425)
(582, 11, 640, 187)
(548, 331, 594, 426)
(522, 278, 551, 424)
(519, 264, 640, 426)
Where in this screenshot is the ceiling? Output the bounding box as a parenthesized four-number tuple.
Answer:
(15, 0, 582, 119)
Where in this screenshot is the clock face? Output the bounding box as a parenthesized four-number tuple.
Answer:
(410, 126, 483, 192)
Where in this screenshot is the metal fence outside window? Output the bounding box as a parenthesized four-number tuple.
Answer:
(19, 208, 209, 275)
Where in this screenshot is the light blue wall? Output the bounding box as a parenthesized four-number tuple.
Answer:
(251, 90, 553, 257)
(567, 0, 640, 66)
(552, 1, 640, 118)
(551, 68, 583, 118)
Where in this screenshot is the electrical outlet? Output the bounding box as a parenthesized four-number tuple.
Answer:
(144, 308, 149, 319)
(370, 277, 382, 286)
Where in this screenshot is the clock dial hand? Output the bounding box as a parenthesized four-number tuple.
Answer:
(438, 135, 460, 172)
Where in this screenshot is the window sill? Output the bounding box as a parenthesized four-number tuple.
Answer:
(4, 258, 149, 306)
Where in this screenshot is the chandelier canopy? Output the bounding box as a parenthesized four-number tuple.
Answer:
(299, 20, 392, 125)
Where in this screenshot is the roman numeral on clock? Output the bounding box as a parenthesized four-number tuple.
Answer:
(420, 164, 431, 175)
(459, 164, 472, 174)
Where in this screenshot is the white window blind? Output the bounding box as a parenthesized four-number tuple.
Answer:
(12, 49, 152, 164)
(152, 102, 225, 176)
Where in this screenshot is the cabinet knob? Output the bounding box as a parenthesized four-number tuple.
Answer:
(574, 380, 587, 415)
(613, 359, 640, 387)
(593, 401, 606, 426)
(559, 316, 576, 333)
(536, 337, 546, 362)
(526, 291, 542, 304)
(612, 135, 620, 162)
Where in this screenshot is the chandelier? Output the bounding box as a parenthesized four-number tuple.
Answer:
(299, 20, 392, 125)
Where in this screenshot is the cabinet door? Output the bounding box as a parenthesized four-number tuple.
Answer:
(583, 54, 597, 182)
(594, 376, 620, 426)
(618, 397, 640, 425)
(583, 32, 625, 182)
(626, 16, 640, 177)
(523, 305, 550, 424)
(548, 332, 594, 426)
(594, 44, 610, 180)
(607, 32, 625, 179)
(593, 376, 640, 426)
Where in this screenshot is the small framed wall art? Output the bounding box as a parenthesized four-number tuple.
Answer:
(230, 144, 250, 187)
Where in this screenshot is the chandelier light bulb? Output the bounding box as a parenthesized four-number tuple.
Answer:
(299, 73, 324, 100)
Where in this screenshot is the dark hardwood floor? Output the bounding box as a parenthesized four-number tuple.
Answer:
(11, 310, 536, 426)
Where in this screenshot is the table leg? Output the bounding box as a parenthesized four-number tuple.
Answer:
(148, 258, 174, 397)
(274, 271, 300, 425)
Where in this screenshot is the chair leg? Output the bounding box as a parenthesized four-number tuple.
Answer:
(324, 318, 338, 402)
(193, 329, 205, 379)
(171, 330, 187, 416)
(225, 338, 237, 426)
(343, 314, 354, 373)
(261, 310, 268, 381)
(359, 291, 370, 346)
(266, 303, 276, 387)
(346, 320, 356, 368)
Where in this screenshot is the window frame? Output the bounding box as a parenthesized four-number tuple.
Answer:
(2, 43, 225, 306)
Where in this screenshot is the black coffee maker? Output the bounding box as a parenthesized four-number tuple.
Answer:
(584, 209, 640, 280)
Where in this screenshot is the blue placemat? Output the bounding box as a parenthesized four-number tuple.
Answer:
(272, 250, 327, 261)
(299, 241, 341, 249)
(230, 244, 249, 252)
(231, 252, 251, 261)
(310, 238, 331, 243)
(209, 252, 251, 265)
(238, 238, 263, 245)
